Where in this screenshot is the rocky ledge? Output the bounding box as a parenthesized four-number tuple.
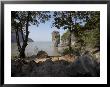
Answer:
(11, 54, 100, 77)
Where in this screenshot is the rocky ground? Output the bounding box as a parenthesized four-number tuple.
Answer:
(11, 53, 100, 77)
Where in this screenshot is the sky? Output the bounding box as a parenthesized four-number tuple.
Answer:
(27, 11, 85, 42)
(28, 19, 65, 42)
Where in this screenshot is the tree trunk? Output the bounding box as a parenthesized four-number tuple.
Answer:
(68, 12, 72, 52)
(19, 48, 25, 58)
(20, 21, 24, 42)
(15, 27, 21, 53)
(20, 11, 30, 58)
(15, 28, 25, 58)
(69, 29, 72, 52)
(15, 12, 30, 58)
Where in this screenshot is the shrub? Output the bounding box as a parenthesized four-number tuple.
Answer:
(61, 48, 80, 56)
(36, 50, 48, 58)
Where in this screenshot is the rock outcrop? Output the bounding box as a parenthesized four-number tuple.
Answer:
(52, 31, 60, 47)
(36, 50, 48, 58)
(11, 32, 34, 43)
(61, 30, 76, 46)
(11, 54, 100, 77)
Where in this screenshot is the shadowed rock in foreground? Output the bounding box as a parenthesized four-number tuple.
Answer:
(11, 54, 100, 77)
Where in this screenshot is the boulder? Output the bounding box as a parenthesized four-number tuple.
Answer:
(66, 54, 100, 77)
(36, 51, 48, 58)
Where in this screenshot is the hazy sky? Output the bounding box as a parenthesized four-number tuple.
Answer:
(28, 20, 65, 42)
(27, 11, 85, 42)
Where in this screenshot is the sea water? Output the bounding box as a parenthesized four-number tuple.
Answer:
(11, 41, 61, 57)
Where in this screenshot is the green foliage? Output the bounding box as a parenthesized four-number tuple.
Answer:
(11, 11, 51, 32)
(11, 11, 51, 58)
(76, 11, 100, 49)
(84, 11, 100, 30)
(52, 11, 89, 30)
(60, 11, 100, 54)
(61, 30, 70, 41)
(61, 48, 80, 56)
(80, 28, 100, 48)
(52, 11, 91, 51)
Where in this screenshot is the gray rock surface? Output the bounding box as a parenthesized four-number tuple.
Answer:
(11, 54, 100, 77)
(52, 31, 60, 47)
(11, 32, 34, 43)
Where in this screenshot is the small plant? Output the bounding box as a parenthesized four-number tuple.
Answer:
(36, 50, 48, 58)
(61, 48, 80, 56)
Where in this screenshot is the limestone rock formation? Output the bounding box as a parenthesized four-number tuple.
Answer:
(52, 31, 60, 47)
(61, 30, 76, 46)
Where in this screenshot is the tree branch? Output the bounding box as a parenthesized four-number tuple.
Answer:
(15, 27, 21, 52)
(22, 11, 30, 49)
(20, 21, 25, 42)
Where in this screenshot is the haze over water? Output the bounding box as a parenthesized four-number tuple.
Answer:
(11, 41, 61, 57)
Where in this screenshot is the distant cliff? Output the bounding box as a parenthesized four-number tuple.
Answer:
(11, 32, 34, 43)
